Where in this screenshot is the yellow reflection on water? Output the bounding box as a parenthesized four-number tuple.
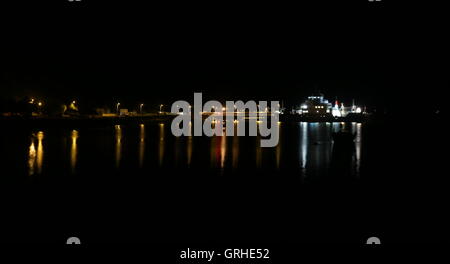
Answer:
(71, 130, 78, 174)
(276, 139, 281, 170)
(220, 135, 226, 169)
(28, 140, 36, 176)
(210, 135, 227, 169)
(28, 131, 44, 175)
(139, 124, 145, 168)
(36, 131, 44, 174)
(115, 125, 122, 169)
(158, 123, 165, 167)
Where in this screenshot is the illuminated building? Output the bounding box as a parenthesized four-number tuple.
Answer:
(296, 94, 364, 118)
(296, 94, 332, 117)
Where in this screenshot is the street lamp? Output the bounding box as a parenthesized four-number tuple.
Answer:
(140, 104, 144, 115)
(159, 104, 164, 114)
(116, 103, 121, 115)
(37, 102, 43, 115)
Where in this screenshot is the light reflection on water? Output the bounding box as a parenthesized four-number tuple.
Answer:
(158, 123, 165, 167)
(352, 122, 362, 177)
(28, 140, 36, 176)
(115, 125, 122, 169)
(139, 124, 145, 168)
(23, 122, 363, 177)
(300, 122, 308, 170)
(71, 130, 78, 174)
(28, 131, 44, 176)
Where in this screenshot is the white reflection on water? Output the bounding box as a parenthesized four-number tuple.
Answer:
(28, 131, 44, 176)
(352, 122, 362, 177)
(115, 125, 122, 169)
(71, 130, 78, 174)
(300, 122, 308, 170)
(139, 124, 145, 168)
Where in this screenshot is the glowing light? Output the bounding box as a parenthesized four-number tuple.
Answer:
(356, 107, 362, 113)
(332, 109, 341, 117)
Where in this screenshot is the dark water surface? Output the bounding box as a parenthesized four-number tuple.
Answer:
(0, 117, 447, 243)
(0, 122, 361, 182)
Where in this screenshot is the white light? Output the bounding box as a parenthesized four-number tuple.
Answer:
(356, 107, 362, 113)
(332, 109, 341, 117)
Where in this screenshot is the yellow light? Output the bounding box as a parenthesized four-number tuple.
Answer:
(38, 102, 43, 107)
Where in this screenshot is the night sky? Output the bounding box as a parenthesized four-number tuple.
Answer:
(1, 1, 448, 112)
